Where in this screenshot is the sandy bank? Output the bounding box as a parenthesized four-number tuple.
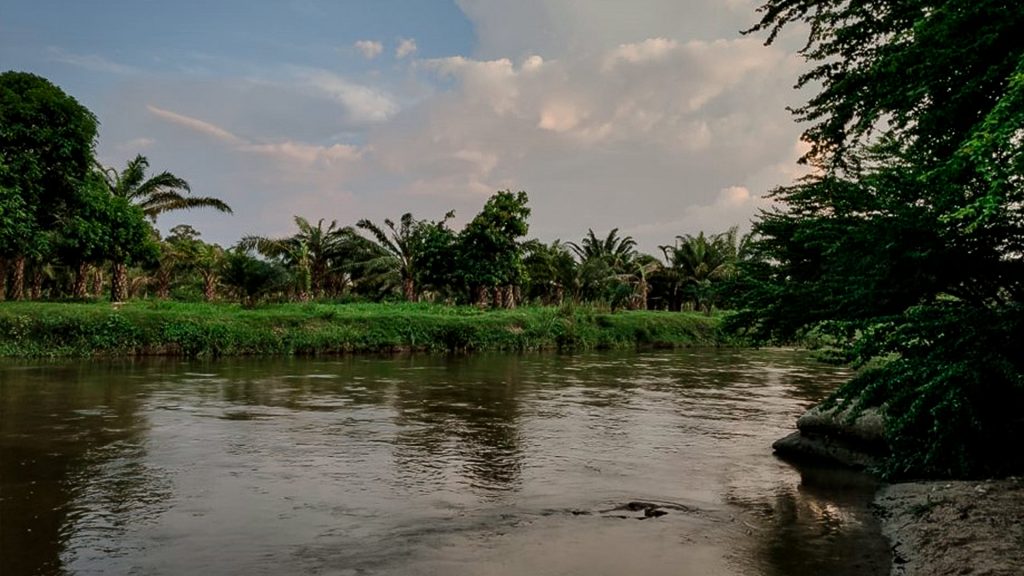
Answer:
(876, 478, 1024, 575)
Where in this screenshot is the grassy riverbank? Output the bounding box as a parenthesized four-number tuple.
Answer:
(0, 301, 730, 358)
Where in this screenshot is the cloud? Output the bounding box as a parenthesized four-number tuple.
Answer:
(395, 38, 417, 59)
(298, 70, 399, 122)
(241, 141, 362, 168)
(373, 26, 801, 251)
(147, 104, 363, 171)
(113, 137, 156, 153)
(354, 40, 383, 60)
(85, 0, 808, 252)
(624, 185, 768, 246)
(48, 47, 139, 75)
(147, 105, 246, 145)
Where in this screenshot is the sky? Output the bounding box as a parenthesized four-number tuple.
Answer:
(1, 0, 811, 253)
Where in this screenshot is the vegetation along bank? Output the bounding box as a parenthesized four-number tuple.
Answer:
(0, 301, 728, 358)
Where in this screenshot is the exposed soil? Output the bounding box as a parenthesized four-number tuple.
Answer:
(876, 477, 1024, 576)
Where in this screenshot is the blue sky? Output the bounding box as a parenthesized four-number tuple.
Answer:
(2, 0, 808, 252)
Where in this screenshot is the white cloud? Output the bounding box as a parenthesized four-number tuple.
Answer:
(113, 137, 156, 153)
(48, 47, 139, 75)
(90, 0, 809, 251)
(241, 141, 362, 168)
(147, 105, 246, 145)
(298, 70, 399, 122)
(604, 37, 680, 68)
(147, 105, 364, 172)
(395, 38, 417, 59)
(624, 185, 768, 247)
(354, 40, 383, 60)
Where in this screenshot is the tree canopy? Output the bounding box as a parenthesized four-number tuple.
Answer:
(736, 0, 1024, 477)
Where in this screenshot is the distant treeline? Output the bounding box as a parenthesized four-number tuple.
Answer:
(1, 71, 748, 312)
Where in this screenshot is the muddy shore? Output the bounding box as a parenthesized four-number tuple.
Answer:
(875, 478, 1024, 575)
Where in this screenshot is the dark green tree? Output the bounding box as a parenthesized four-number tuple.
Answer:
(0, 72, 98, 299)
(736, 0, 1024, 477)
(457, 190, 531, 307)
(57, 176, 158, 299)
(240, 217, 357, 300)
(567, 228, 637, 272)
(522, 240, 577, 305)
(661, 228, 743, 313)
(220, 247, 289, 306)
(410, 215, 459, 300)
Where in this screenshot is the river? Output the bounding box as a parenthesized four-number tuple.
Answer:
(0, 349, 889, 575)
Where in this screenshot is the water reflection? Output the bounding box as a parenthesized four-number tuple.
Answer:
(0, 362, 168, 575)
(1, 350, 888, 576)
(391, 356, 525, 493)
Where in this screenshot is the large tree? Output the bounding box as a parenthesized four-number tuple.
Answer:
(57, 175, 158, 299)
(0, 72, 98, 299)
(736, 0, 1024, 477)
(457, 190, 531, 307)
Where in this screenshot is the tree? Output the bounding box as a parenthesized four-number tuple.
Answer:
(0, 72, 98, 299)
(523, 240, 577, 305)
(96, 155, 232, 220)
(660, 228, 742, 313)
(240, 216, 357, 300)
(57, 175, 158, 299)
(736, 0, 1024, 477)
(355, 211, 457, 302)
(456, 190, 531, 307)
(409, 215, 459, 300)
(567, 228, 638, 272)
(220, 247, 289, 307)
(95, 154, 232, 301)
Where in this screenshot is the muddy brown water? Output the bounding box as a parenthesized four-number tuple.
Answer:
(0, 349, 889, 575)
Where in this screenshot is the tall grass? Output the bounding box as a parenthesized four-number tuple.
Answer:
(0, 301, 730, 358)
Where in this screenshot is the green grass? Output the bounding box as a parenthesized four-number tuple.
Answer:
(0, 301, 732, 358)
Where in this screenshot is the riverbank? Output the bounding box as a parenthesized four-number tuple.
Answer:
(876, 478, 1024, 576)
(0, 301, 729, 358)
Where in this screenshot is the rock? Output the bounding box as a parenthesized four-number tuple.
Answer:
(772, 403, 889, 469)
(772, 430, 882, 469)
(796, 404, 887, 447)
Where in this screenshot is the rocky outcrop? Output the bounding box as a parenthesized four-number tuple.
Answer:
(772, 404, 888, 469)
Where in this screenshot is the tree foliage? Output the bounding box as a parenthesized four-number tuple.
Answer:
(456, 190, 531, 305)
(240, 217, 358, 299)
(96, 154, 232, 221)
(736, 0, 1024, 477)
(0, 71, 99, 298)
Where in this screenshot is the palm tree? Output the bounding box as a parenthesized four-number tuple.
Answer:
(616, 255, 662, 310)
(356, 213, 421, 301)
(567, 229, 639, 304)
(660, 227, 742, 313)
(96, 155, 232, 220)
(568, 228, 638, 270)
(239, 216, 355, 300)
(192, 243, 225, 302)
(95, 154, 232, 301)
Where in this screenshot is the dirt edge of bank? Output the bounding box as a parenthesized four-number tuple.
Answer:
(875, 478, 1024, 576)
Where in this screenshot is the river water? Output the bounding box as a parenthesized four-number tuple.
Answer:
(0, 350, 889, 575)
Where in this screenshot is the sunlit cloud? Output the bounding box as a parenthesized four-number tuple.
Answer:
(354, 40, 383, 60)
(147, 105, 246, 145)
(395, 38, 417, 59)
(298, 69, 399, 122)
